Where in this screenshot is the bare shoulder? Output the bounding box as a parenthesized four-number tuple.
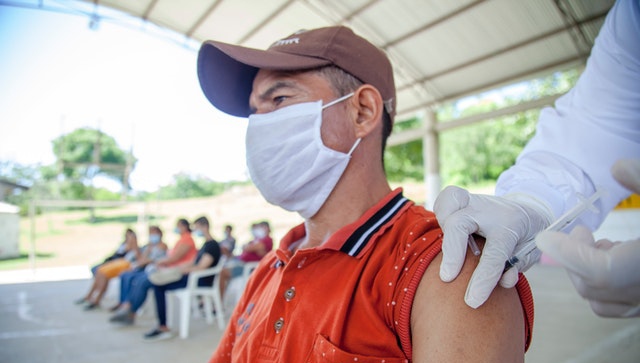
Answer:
(410, 237, 525, 363)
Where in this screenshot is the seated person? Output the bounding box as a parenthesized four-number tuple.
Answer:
(218, 224, 236, 258)
(76, 228, 140, 310)
(108, 218, 197, 321)
(110, 225, 168, 312)
(89, 234, 129, 276)
(218, 221, 272, 299)
(197, 26, 533, 362)
(111, 216, 222, 341)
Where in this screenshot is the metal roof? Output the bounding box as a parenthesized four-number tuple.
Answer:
(68, 0, 614, 120)
(4, 0, 614, 119)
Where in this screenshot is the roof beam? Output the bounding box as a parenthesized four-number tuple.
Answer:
(185, 0, 224, 38)
(435, 93, 562, 132)
(301, 0, 380, 25)
(388, 93, 563, 147)
(381, 0, 488, 49)
(237, 0, 297, 44)
(553, 0, 594, 56)
(340, 0, 380, 22)
(397, 52, 587, 118)
(397, 9, 608, 95)
(140, 0, 159, 21)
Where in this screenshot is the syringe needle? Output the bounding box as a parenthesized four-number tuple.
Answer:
(502, 187, 605, 273)
(468, 234, 481, 256)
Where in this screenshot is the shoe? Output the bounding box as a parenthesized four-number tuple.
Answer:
(109, 311, 134, 326)
(83, 303, 99, 311)
(143, 328, 174, 341)
(74, 298, 87, 305)
(108, 303, 122, 312)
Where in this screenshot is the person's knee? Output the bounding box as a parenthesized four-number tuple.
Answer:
(221, 268, 230, 279)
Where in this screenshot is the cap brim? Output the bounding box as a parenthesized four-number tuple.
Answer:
(197, 40, 331, 118)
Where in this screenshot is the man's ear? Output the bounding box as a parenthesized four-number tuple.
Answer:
(351, 85, 383, 138)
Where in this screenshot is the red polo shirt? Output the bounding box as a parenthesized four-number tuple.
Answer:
(210, 189, 533, 362)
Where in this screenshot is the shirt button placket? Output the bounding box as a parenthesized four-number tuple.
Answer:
(284, 287, 296, 302)
(274, 317, 284, 333)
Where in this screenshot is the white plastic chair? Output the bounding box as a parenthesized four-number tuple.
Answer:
(106, 277, 154, 316)
(166, 257, 227, 339)
(223, 261, 261, 311)
(241, 261, 260, 280)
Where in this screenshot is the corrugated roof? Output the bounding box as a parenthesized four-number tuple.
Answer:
(6, 0, 615, 119)
(82, 0, 614, 119)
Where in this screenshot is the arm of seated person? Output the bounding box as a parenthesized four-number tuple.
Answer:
(242, 241, 267, 257)
(135, 248, 153, 267)
(157, 243, 192, 267)
(181, 254, 214, 274)
(221, 246, 233, 257)
(411, 238, 525, 363)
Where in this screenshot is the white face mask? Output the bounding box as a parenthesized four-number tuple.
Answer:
(246, 93, 360, 219)
(253, 228, 267, 239)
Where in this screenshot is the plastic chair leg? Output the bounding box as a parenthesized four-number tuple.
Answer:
(178, 293, 191, 339)
(203, 296, 214, 324)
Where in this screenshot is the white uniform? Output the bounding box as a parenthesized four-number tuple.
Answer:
(496, 0, 640, 230)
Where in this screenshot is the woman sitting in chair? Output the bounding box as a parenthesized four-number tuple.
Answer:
(129, 216, 221, 341)
(76, 228, 140, 310)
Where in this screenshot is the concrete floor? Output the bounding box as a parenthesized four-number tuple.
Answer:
(0, 277, 223, 363)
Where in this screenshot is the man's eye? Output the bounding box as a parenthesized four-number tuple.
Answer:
(273, 95, 287, 105)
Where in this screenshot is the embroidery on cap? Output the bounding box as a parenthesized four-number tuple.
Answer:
(271, 37, 299, 47)
(270, 29, 307, 47)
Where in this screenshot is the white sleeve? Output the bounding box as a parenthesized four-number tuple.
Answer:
(496, 0, 640, 231)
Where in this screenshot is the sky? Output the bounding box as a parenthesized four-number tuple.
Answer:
(0, 3, 249, 192)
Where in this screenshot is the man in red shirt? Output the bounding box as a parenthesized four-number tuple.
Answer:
(197, 26, 533, 362)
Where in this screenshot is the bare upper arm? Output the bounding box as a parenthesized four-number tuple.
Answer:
(196, 253, 214, 270)
(410, 238, 525, 363)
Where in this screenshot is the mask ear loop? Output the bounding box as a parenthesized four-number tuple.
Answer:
(322, 91, 360, 156)
(322, 92, 355, 109)
(347, 138, 361, 156)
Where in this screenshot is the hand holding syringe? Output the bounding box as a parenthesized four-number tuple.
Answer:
(503, 187, 605, 273)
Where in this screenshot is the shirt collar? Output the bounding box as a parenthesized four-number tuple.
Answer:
(280, 188, 412, 258)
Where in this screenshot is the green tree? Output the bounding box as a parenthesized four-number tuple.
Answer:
(52, 128, 135, 199)
(383, 69, 579, 187)
(440, 110, 538, 186)
(153, 173, 238, 200)
(0, 161, 58, 214)
(384, 117, 423, 182)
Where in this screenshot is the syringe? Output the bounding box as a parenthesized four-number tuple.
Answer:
(503, 187, 605, 273)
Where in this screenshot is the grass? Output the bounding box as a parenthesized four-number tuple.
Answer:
(65, 214, 140, 225)
(0, 252, 55, 270)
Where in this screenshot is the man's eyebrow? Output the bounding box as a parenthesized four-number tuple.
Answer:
(249, 80, 298, 112)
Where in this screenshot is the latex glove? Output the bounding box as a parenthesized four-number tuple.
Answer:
(537, 227, 640, 317)
(536, 158, 640, 317)
(434, 186, 554, 308)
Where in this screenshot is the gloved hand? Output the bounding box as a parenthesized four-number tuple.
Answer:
(536, 158, 640, 317)
(536, 227, 640, 317)
(434, 186, 554, 308)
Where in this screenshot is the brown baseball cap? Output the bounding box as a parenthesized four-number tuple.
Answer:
(197, 26, 396, 119)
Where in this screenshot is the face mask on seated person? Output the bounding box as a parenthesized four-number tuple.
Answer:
(254, 228, 267, 239)
(245, 93, 360, 219)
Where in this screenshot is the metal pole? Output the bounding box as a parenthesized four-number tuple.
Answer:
(29, 198, 36, 273)
(423, 109, 441, 210)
